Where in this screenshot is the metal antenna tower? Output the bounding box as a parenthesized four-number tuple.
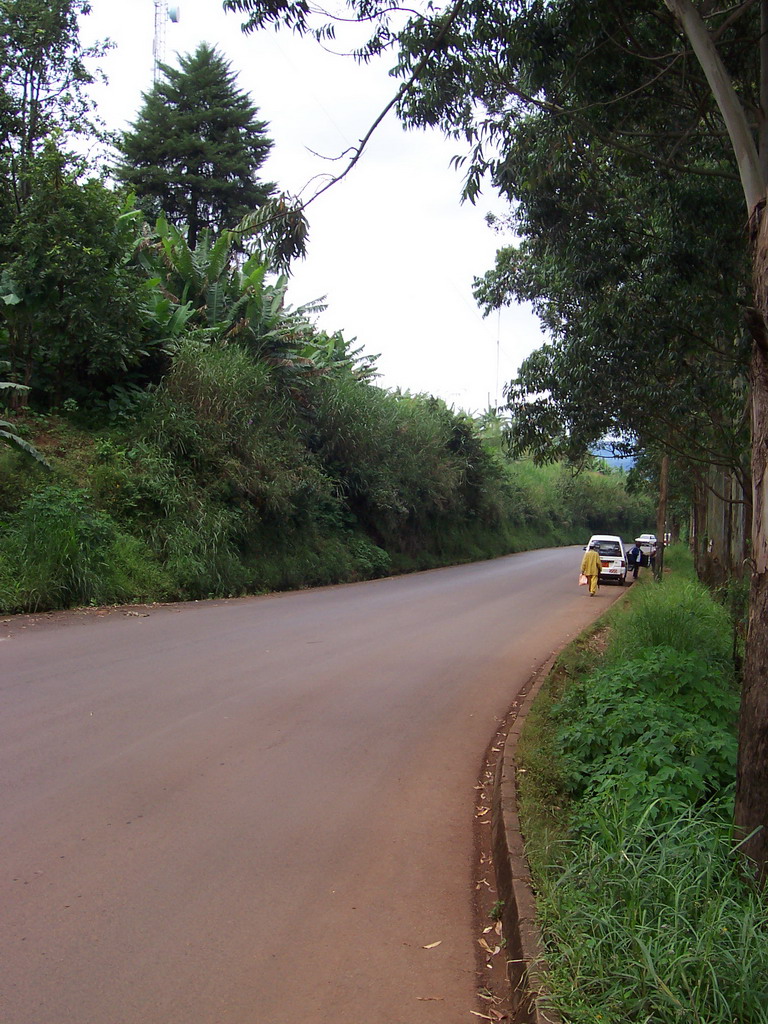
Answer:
(153, 1, 180, 83)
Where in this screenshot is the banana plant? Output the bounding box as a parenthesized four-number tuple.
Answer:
(0, 373, 50, 468)
(142, 221, 319, 364)
(233, 195, 309, 273)
(293, 330, 379, 381)
(221, 255, 315, 361)
(139, 279, 200, 352)
(139, 218, 232, 320)
(139, 215, 374, 387)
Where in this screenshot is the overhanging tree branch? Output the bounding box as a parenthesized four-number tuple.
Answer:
(297, 0, 468, 208)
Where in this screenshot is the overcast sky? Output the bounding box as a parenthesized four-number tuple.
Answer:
(79, 0, 548, 414)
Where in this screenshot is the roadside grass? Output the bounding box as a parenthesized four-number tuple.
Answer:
(662, 542, 696, 578)
(515, 545, 768, 1023)
(536, 805, 768, 1024)
(0, 484, 173, 612)
(515, 623, 612, 876)
(604, 571, 734, 673)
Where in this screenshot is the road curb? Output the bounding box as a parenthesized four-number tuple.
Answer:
(490, 650, 564, 1024)
(491, 585, 630, 1022)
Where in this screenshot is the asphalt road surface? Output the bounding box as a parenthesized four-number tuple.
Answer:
(1, 546, 623, 1024)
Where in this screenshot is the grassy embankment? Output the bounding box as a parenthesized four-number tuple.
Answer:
(515, 546, 768, 1023)
(0, 343, 653, 614)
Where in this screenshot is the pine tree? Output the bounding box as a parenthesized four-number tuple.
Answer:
(115, 43, 275, 248)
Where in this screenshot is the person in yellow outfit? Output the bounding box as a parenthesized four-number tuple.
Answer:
(580, 541, 602, 596)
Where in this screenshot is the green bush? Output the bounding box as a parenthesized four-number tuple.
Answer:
(145, 341, 341, 528)
(551, 567, 738, 819)
(347, 536, 392, 578)
(85, 437, 247, 600)
(107, 533, 174, 603)
(0, 485, 169, 612)
(161, 508, 249, 600)
(553, 647, 738, 817)
(0, 444, 46, 516)
(241, 528, 391, 593)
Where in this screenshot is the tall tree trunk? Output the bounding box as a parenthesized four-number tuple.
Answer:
(742, 465, 754, 579)
(724, 470, 734, 578)
(670, 515, 680, 544)
(665, 0, 768, 883)
(188, 192, 201, 250)
(691, 473, 706, 577)
(655, 453, 669, 580)
(735, 211, 768, 885)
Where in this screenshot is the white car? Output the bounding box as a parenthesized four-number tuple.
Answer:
(585, 534, 627, 585)
(635, 533, 657, 554)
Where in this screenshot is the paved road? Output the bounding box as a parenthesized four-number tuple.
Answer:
(1, 546, 622, 1024)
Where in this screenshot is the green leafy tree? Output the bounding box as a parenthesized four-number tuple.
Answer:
(0, 0, 106, 206)
(0, 144, 148, 407)
(0, 1, 135, 411)
(115, 43, 276, 249)
(473, 136, 749, 486)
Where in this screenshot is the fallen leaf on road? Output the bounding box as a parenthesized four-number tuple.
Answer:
(478, 938, 501, 955)
(422, 941, 442, 949)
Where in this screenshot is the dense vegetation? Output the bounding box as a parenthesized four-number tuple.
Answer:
(517, 549, 768, 1023)
(0, 337, 652, 613)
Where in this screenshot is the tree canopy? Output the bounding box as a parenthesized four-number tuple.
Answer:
(115, 43, 276, 248)
(0, 0, 106, 206)
(1, 144, 149, 407)
(473, 112, 750, 485)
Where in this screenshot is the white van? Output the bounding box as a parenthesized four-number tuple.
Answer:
(636, 533, 657, 554)
(585, 534, 627, 585)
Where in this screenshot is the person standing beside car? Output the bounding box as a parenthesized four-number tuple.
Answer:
(580, 541, 602, 596)
(628, 541, 642, 580)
